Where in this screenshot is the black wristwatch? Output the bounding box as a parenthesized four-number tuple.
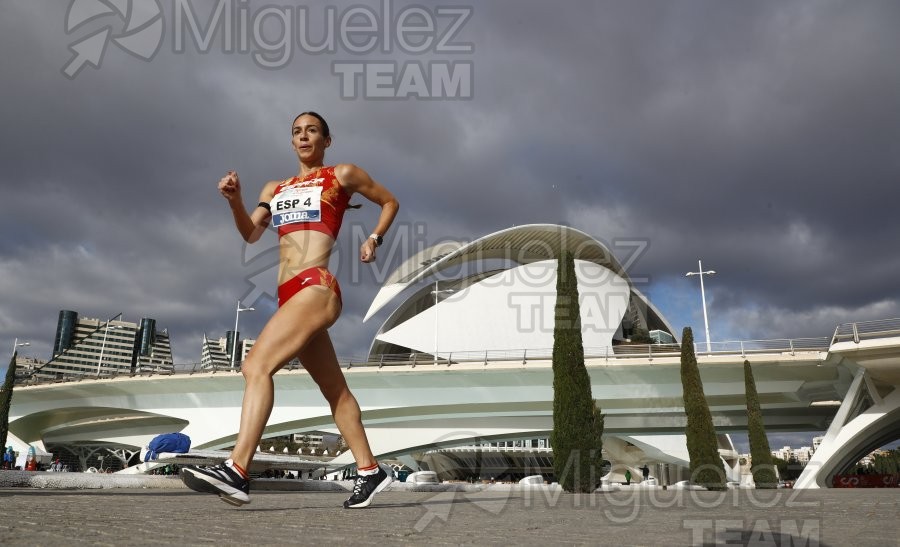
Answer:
(369, 233, 383, 247)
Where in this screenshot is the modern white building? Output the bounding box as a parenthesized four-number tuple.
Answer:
(7, 225, 898, 488)
(361, 224, 721, 483)
(365, 224, 676, 361)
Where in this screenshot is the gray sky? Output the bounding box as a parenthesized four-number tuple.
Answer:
(3, 0, 899, 386)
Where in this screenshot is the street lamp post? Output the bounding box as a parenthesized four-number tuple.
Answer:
(96, 324, 121, 376)
(232, 300, 255, 369)
(430, 281, 455, 364)
(685, 260, 716, 353)
(12, 338, 30, 358)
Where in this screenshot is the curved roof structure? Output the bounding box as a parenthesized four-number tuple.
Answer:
(365, 224, 676, 359)
(364, 224, 631, 321)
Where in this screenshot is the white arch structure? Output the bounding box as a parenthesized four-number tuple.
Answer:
(794, 320, 900, 488)
(365, 224, 675, 361)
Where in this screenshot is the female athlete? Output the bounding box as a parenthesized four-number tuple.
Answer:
(181, 112, 399, 509)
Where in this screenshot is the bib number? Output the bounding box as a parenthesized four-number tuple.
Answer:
(271, 186, 322, 227)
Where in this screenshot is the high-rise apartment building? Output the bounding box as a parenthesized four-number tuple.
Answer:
(34, 310, 173, 379)
(200, 332, 255, 370)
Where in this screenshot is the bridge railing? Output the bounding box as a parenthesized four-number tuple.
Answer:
(342, 336, 830, 369)
(831, 317, 900, 345)
(693, 337, 830, 355)
(14, 337, 832, 386)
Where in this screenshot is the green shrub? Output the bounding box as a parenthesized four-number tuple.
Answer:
(744, 360, 777, 488)
(680, 327, 726, 490)
(551, 252, 604, 493)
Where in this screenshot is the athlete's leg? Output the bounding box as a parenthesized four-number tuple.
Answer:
(229, 286, 341, 470)
(298, 331, 376, 469)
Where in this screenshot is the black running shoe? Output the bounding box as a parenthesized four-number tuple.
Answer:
(180, 459, 250, 506)
(343, 464, 393, 509)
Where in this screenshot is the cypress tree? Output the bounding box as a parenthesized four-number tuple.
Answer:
(0, 352, 17, 451)
(680, 327, 726, 490)
(744, 360, 777, 488)
(551, 251, 604, 493)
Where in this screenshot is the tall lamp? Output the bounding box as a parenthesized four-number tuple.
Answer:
(430, 281, 455, 365)
(685, 260, 716, 353)
(232, 300, 255, 369)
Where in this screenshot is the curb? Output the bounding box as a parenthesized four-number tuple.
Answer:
(0, 472, 565, 494)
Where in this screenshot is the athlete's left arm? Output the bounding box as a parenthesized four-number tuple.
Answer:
(335, 163, 400, 263)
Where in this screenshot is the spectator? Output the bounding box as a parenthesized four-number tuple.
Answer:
(2, 447, 15, 470)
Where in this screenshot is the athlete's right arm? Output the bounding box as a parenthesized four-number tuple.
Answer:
(219, 171, 275, 244)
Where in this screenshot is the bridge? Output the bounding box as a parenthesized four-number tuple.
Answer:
(7, 319, 899, 487)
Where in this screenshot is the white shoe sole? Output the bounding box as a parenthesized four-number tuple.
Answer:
(345, 466, 394, 509)
(181, 468, 251, 506)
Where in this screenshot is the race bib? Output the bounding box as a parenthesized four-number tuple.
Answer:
(271, 186, 322, 227)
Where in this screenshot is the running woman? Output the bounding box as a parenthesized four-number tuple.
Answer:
(180, 112, 399, 509)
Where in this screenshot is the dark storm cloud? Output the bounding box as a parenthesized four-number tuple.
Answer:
(464, 0, 900, 337)
(2, 0, 899, 367)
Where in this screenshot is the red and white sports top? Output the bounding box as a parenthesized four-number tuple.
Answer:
(269, 166, 351, 239)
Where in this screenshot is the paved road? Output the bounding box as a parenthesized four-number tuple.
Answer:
(1, 482, 898, 546)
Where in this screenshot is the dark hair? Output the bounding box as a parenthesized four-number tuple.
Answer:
(291, 111, 360, 209)
(292, 111, 330, 139)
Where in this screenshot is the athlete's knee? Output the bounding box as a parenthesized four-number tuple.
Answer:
(240, 356, 275, 381)
(321, 383, 353, 407)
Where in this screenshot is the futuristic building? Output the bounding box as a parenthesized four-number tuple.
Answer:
(365, 224, 676, 361)
(361, 223, 722, 483)
(6, 225, 897, 487)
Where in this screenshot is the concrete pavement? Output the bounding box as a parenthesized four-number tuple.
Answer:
(0, 474, 898, 545)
